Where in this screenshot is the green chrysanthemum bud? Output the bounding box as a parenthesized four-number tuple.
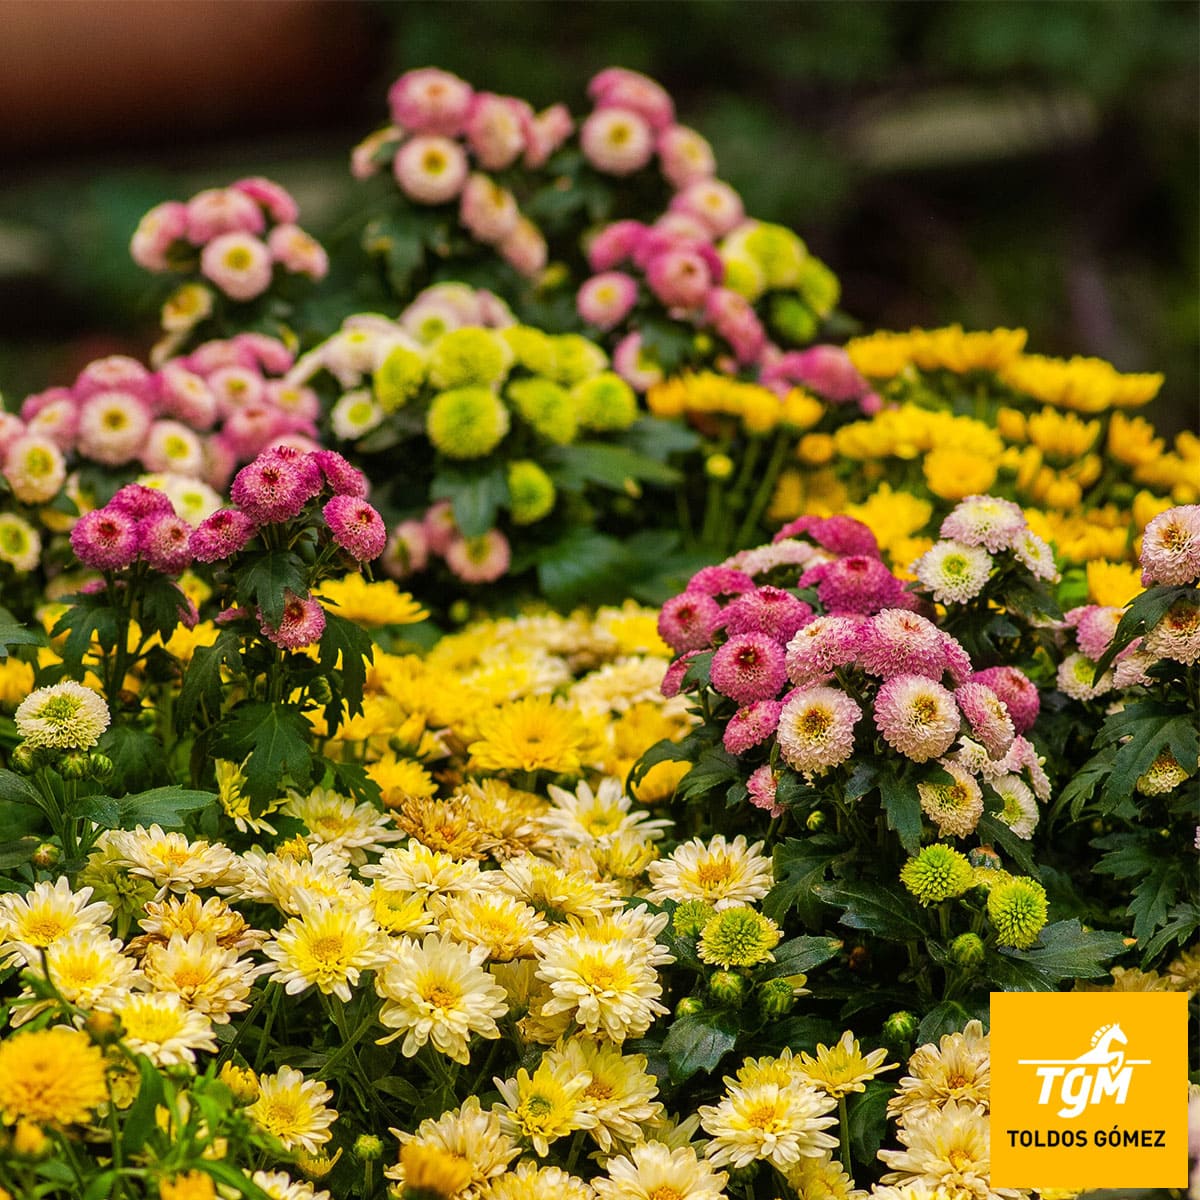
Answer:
(448, 599, 471, 625)
(353, 1133, 385, 1162)
(675, 995, 706, 1019)
(672, 899, 716, 940)
(987, 876, 1048, 950)
(708, 970, 750, 1006)
(758, 977, 798, 1017)
(550, 334, 608, 385)
(506, 460, 556, 525)
(374, 344, 426, 412)
(506, 377, 577, 445)
(571, 372, 637, 432)
(705, 454, 734, 481)
(58, 749, 91, 780)
(10, 743, 39, 773)
(31, 843, 59, 870)
(88, 752, 114, 780)
(950, 932, 986, 969)
(899, 844, 974, 906)
(426, 387, 510, 459)
(806, 811, 826, 832)
(698, 906, 781, 968)
(427, 327, 512, 390)
(795, 254, 841, 318)
(769, 294, 819, 346)
(883, 1010, 919, 1044)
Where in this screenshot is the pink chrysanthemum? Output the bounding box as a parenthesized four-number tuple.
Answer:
(801, 555, 909, 616)
(658, 592, 723, 655)
(710, 634, 788, 705)
(1113, 641, 1154, 689)
(720, 586, 812, 644)
(723, 700, 783, 755)
(579, 107, 655, 175)
(776, 686, 862, 775)
(230, 453, 322, 524)
(323, 496, 387, 561)
(589, 67, 675, 130)
(422, 500, 458, 556)
(393, 136, 470, 206)
(463, 93, 526, 171)
(141, 420, 205, 477)
(381, 519, 428, 580)
(645, 247, 714, 311)
(522, 103, 573, 169)
(873, 674, 961, 763)
(784, 614, 862, 687)
(139, 513, 193, 575)
(732, 540, 820, 580)
(185, 187, 266, 243)
(686, 565, 755, 598)
(661, 651, 701, 699)
(969, 665, 1039, 734)
(388, 67, 474, 136)
(200, 232, 274, 302)
(231, 176, 300, 224)
(705, 288, 767, 364)
(746, 764, 784, 818)
(1145, 597, 1200, 666)
(953, 681, 1015, 760)
(1140, 505, 1200, 586)
(259, 591, 326, 649)
(587, 220, 646, 272)
(74, 354, 154, 401)
(498, 217, 547, 278)
(577, 272, 639, 330)
(130, 200, 188, 271)
(159, 365, 218, 430)
(917, 761, 984, 838)
(77, 391, 152, 466)
(1066, 605, 1124, 661)
(671, 179, 745, 239)
(311, 449, 368, 497)
(657, 124, 716, 189)
(267, 224, 329, 280)
(189, 509, 258, 563)
(444, 529, 511, 583)
(983, 734, 1051, 802)
(459, 173, 520, 244)
(773, 515, 880, 559)
(70, 508, 140, 571)
(940, 633, 974, 686)
(860, 609, 949, 681)
(939, 495, 1027, 552)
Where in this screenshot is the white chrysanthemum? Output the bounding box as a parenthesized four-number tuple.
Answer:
(699, 1081, 838, 1170)
(106, 991, 218, 1066)
(0, 877, 113, 967)
(541, 776, 672, 849)
(283, 786, 402, 863)
(431, 890, 547, 961)
(646, 835, 773, 911)
(139, 472, 223, 526)
(989, 774, 1040, 839)
(495, 853, 624, 924)
(11, 930, 141, 1025)
(493, 1056, 597, 1157)
(878, 1100, 1018, 1199)
(1012, 528, 1059, 581)
(331, 388, 386, 440)
(783, 1153, 869, 1200)
(913, 540, 993, 604)
(478, 1160, 597, 1200)
(264, 901, 389, 1003)
(1055, 651, 1112, 701)
(375, 933, 508, 1063)
(593, 1139, 729, 1200)
(569, 656, 681, 715)
(917, 762, 984, 839)
(15, 680, 110, 750)
(249, 1170, 332, 1200)
(359, 839, 483, 900)
(247, 1065, 337, 1155)
(143, 931, 269, 1021)
(533, 926, 669, 1043)
(236, 844, 366, 915)
(888, 1020, 991, 1124)
(105, 824, 242, 895)
(141, 420, 205, 477)
(0, 512, 41, 572)
(939, 495, 1026, 552)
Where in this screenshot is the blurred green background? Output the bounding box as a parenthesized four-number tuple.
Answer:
(0, 0, 1195, 433)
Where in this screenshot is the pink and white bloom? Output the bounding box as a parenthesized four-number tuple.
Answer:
(671, 180, 745, 238)
(577, 272, 639, 330)
(940, 495, 1027, 553)
(393, 136, 469, 205)
(784, 614, 862, 686)
(1140, 504, 1200, 586)
(588, 68, 675, 130)
(522, 103, 573, 169)
(646, 247, 713, 310)
(77, 391, 152, 466)
(231, 176, 300, 224)
(388, 67, 474, 136)
(710, 633, 788, 704)
(200, 233, 273, 302)
(776, 686, 862, 775)
(267, 225, 329, 280)
(323, 496, 387, 561)
(185, 187, 266, 244)
(874, 674, 961, 762)
(657, 124, 716, 189)
(613, 332, 664, 392)
(464, 93, 526, 170)
(141, 420, 205, 477)
(381, 519, 429, 579)
(3, 435, 66, 504)
(587, 220, 647, 272)
(580, 107, 655, 176)
(259, 591, 326, 649)
(498, 217, 548, 278)
(658, 592, 723, 654)
(444, 529, 511, 583)
(130, 201, 188, 271)
(459, 174, 520, 244)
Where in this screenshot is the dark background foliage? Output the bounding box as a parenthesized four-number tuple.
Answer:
(1, 0, 1195, 432)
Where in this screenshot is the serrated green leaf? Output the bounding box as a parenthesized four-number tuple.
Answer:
(0, 622, 43, 660)
(879, 772, 923, 852)
(917, 998, 983, 1042)
(627, 733, 703, 793)
(760, 935, 842, 980)
(1100, 712, 1198, 812)
(848, 1079, 894, 1166)
(816, 881, 927, 942)
(176, 630, 241, 735)
(676, 746, 740, 801)
(138, 574, 191, 640)
(1142, 902, 1200, 962)
(536, 529, 627, 608)
(212, 701, 313, 814)
(430, 462, 509, 538)
(52, 597, 120, 670)
(1128, 860, 1184, 944)
(99, 724, 170, 793)
(1095, 584, 1193, 675)
(977, 812, 1039, 876)
(763, 836, 839, 927)
(661, 1011, 738, 1084)
(236, 550, 307, 628)
(1059, 746, 1116, 818)
(994, 919, 1128, 988)
(319, 610, 375, 727)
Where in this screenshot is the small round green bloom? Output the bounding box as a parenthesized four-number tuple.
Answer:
(572, 372, 637, 432)
(506, 460, 556, 525)
(708, 970, 750, 1006)
(353, 1134, 384, 1162)
(899, 844, 974, 906)
(743, 222, 807, 289)
(427, 328, 513, 390)
(705, 453, 734, 481)
(882, 1010, 919, 1044)
(758, 977, 798, 1018)
(448, 599, 472, 625)
(720, 253, 766, 301)
(374, 344, 426, 412)
(805, 811, 826, 832)
(675, 995, 705, 1019)
(698, 905, 781, 968)
(426, 387, 510, 459)
(950, 931, 986, 968)
(987, 875, 1048, 950)
(796, 254, 841, 318)
(550, 333, 608, 385)
(506, 377, 577, 445)
(769, 294, 819, 346)
(672, 899, 716, 940)
(501, 325, 558, 376)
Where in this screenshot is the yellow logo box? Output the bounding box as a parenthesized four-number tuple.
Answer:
(990, 991, 1189, 1190)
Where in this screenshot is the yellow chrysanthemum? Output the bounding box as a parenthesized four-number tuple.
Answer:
(494, 1057, 596, 1157)
(469, 696, 586, 776)
(0, 1026, 107, 1125)
(316, 575, 427, 628)
(159, 1171, 216, 1200)
(246, 1066, 337, 1155)
(795, 1030, 898, 1099)
(1086, 559, 1142, 607)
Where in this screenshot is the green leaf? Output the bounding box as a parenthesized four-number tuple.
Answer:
(547, 443, 682, 492)
(816, 881, 927, 942)
(0, 622, 43, 659)
(879, 772, 923, 852)
(1142, 902, 1200, 962)
(138, 574, 191, 640)
(622, 416, 702, 460)
(0, 838, 39, 869)
(176, 630, 241, 735)
(52, 596, 120, 670)
(1128, 860, 1184, 944)
(197, 1162, 272, 1200)
(977, 812, 1039, 877)
(212, 701, 313, 814)
(681, 650, 713, 691)
(0, 768, 45, 808)
(236, 550, 307, 628)
(430, 462, 509, 538)
(121, 1054, 166, 1154)
(918, 998, 981, 1043)
(661, 1011, 739, 1084)
(844, 760, 880, 801)
(76, 787, 216, 830)
(1095, 705, 1199, 813)
(1095, 584, 1193, 674)
(319, 610, 376, 726)
(848, 1079, 894, 1166)
(763, 836, 840, 927)
(1058, 746, 1116, 818)
(993, 919, 1129, 989)
(99, 724, 170, 794)
(676, 746, 740, 802)
(760, 935, 842, 980)
(536, 529, 627, 608)
(627, 733, 703, 793)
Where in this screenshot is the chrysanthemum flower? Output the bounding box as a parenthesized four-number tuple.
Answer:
(189, 507, 258, 562)
(11, 929, 140, 1025)
(646, 834, 773, 911)
(1136, 748, 1191, 796)
(795, 1030, 898, 1100)
(468, 696, 586, 775)
(580, 106, 655, 175)
(388, 67, 474, 135)
(229, 452, 322, 523)
(0, 877, 114, 967)
(888, 1020, 990, 1123)
(874, 675, 961, 763)
(899, 845, 974, 906)
(593, 1140, 729, 1200)
(710, 632, 788, 704)
(657, 592, 723, 655)
(426, 385, 510, 458)
(801, 555, 909, 615)
(782, 1155, 865, 1200)
(1146, 595, 1200, 665)
(70, 506, 141, 570)
(939, 495, 1026, 552)
(444, 529, 512, 583)
(1013, 528, 1060, 581)
(133, 892, 263, 955)
(105, 824, 241, 894)
(860, 609, 948, 681)
(200, 232, 273, 301)
(432, 890, 546, 962)
(990, 774, 1040, 839)
(247, 1065, 337, 1155)
(953, 682, 1015, 760)
(264, 901, 389, 1003)
(78, 390, 152, 465)
(143, 930, 267, 1022)
(248, 1171, 332, 1200)
(918, 763, 984, 838)
(477, 1160, 596, 1200)
(913, 540, 993, 604)
(258, 590, 326, 649)
(878, 1101, 1001, 1197)
(784, 615, 862, 686)
(108, 991, 218, 1065)
(393, 135, 470, 204)
(1056, 651, 1112, 701)
(746, 763, 784, 817)
(698, 906, 781, 968)
(987, 876, 1048, 949)
(700, 1080, 838, 1170)
(1140, 504, 1200, 585)
(969, 666, 1039, 734)
(14, 680, 110, 751)
(494, 1057, 597, 1157)
(361, 839, 481, 900)
(0, 512, 40, 572)
(3, 434, 66, 504)
(0, 1026, 107, 1125)
(1066, 604, 1124, 662)
(385, 1096, 520, 1194)
(777, 686, 862, 775)
(720, 585, 812, 644)
(723, 699, 783, 756)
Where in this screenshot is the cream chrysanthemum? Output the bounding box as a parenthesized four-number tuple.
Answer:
(385, 1096, 520, 1193)
(360, 839, 483, 900)
(247, 1065, 337, 1155)
(142, 931, 267, 1022)
(495, 853, 624, 924)
(494, 1056, 597, 1157)
(0, 877, 113, 967)
(917, 763, 984, 838)
(541, 776, 671, 848)
(132, 892, 265, 955)
(478, 1160, 597, 1200)
(699, 1081, 838, 1170)
(432, 890, 547, 961)
(646, 834, 773, 911)
(888, 1020, 991, 1123)
(263, 901, 389, 1003)
(592, 1140, 729, 1200)
(14, 680, 110, 750)
(107, 991, 218, 1066)
(913, 540, 993, 604)
(369, 885, 437, 938)
(783, 1153, 868, 1200)
(375, 933, 508, 1063)
(248, 1170, 332, 1200)
(990, 774, 1039, 839)
(795, 1031, 897, 1099)
(11, 930, 141, 1025)
(283, 786, 402, 863)
(105, 824, 241, 894)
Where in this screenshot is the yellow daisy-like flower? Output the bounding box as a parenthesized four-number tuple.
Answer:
(478, 1160, 597, 1200)
(366, 755, 438, 807)
(699, 1081, 839, 1170)
(142, 931, 267, 1023)
(370, 886, 437, 938)
(432, 890, 547, 961)
(468, 696, 586, 776)
(1165, 945, 1200, 995)
(0, 877, 113, 966)
(247, 1066, 337, 1155)
(877, 1100, 995, 1194)
(159, 1171, 216, 1200)
(385, 1096, 520, 1194)
(493, 1057, 597, 1157)
(593, 1140, 728, 1200)
(495, 853, 623, 924)
(646, 835, 773, 912)
(795, 1030, 898, 1099)
(11, 930, 141, 1026)
(392, 1142, 474, 1198)
(1085, 559, 1142, 607)
(105, 824, 241, 894)
(0, 1026, 107, 1125)
(783, 1153, 867, 1200)
(263, 900, 390, 1004)
(315, 575, 427, 628)
(888, 1019, 990, 1123)
(107, 991, 218, 1066)
(132, 892, 264, 955)
(390, 793, 494, 860)
(361, 840, 482, 900)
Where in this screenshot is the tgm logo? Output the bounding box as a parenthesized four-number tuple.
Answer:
(1018, 1020, 1150, 1119)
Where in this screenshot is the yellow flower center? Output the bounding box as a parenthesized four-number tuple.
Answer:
(426, 985, 458, 1010)
(949, 1147, 973, 1172)
(261, 1097, 302, 1128)
(650, 1189, 683, 1200)
(422, 150, 448, 174)
(582, 1079, 613, 1100)
(309, 935, 346, 962)
(913, 696, 939, 723)
(223, 247, 253, 270)
(23, 914, 70, 945)
(800, 707, 833, 737)
(746, 1103, 781, 1130)
(102, 409, 129, 431)
(695, 858, 733, 887)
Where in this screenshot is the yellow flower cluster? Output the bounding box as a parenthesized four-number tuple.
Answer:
(847, 324, 1028, 379)
(1001, 353, 1163, 413)
(648, 372, 823, 436)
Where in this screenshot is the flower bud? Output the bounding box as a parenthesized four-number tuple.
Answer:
(31, 843, 59, 870)
(672, 899, 715, 940)
(950, 932, 986, 969)
(308, 675, 334, 705)
(805, 810, 825, 832)
(58, 749, 91, 779)
(674, 995, 705, 1019)
(10, 1120, 50, 1160)
(217, 1062, 260, 1104)
(10, 743, 38, 774)
(968, 844, 1002, 872)
(448, 599, 471, 625)
(708, 970, 749, 1006)
(82, 1010, 123, 1046)
(353, 1133, 384, 1162)
(705, 454, 734, 481)
(758, 977, 797, 1017)
(89, 752, 114, 780)
(883, 1010, 919, 1044)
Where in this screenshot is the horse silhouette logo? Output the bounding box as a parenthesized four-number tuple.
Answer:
(1019, 1022, 1151, 1118)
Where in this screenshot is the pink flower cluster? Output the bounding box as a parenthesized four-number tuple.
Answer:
(378, 500, 511, 586)
(1140, 504, 1200, 587)
(759, 345, 880, 411)
(69, 484, 194, 576)
(130, 178, 328, 302)
(656, 516, 1044, 838)
(355, 68, 572, 278)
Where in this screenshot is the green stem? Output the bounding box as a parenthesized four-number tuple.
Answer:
(838, 1093, 852, 1173)
(733, 431, 792, 549)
